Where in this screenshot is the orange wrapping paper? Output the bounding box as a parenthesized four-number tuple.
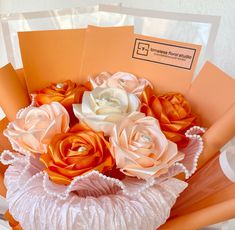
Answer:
(161, 68, 235, 228)
(0, 64, 30, 121)
(0, 161, 7, 197)
(0, 26, 235, 229)
(0, 117, 11, 152)
(81, 26, 200, 94)
(171, 154, 232, 217)
(0, 117, 10, 197)
(182, 183, 235, 213)
(15, 68, 27, 90)
(81, 26, 134, 82)
(187, 61, 235, 127)
(4, 211, 22, 230)
(18, 29, 87, 92)
(198, 103, 235, 168)
(160, 198, 235, 230)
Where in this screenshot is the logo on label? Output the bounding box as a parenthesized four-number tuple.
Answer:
(136, 42, 150, 56)
(132, 38, 196, 70)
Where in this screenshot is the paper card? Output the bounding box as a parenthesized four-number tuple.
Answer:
(80, 25, 134, 81)
(132, 34, 200, 93)
(81, 26, 201, 94)
(16, 69, 27, 90)
(187, 61, 235, 127)
(18, 29, 87, 93)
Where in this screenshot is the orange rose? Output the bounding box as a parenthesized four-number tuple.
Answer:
(140, 86, 197, 147)
(35, 80, 91, 123)
(40, 123, 114, 185)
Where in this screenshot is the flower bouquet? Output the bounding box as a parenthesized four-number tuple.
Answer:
(1, 70, 205, 230)
(0, 26, 235, 230)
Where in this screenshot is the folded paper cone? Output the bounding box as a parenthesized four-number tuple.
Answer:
(198, 103, 235, 168)
(0, 157, 6, 197)
(183, 183, 235, 213)
(4, 211, 22, 230)
(0, 166, 7, 197)
(0, 117, 10, 197)
(171, 148, 235, 217)
(160, 198, 235, 230)
(0, 118, 11, 151)
(0, 64, 30, 121)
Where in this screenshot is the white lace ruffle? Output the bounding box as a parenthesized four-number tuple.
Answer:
(175, 126, 205, 179)
(4, 157, 187, 230)
(1, 126, 203, 200)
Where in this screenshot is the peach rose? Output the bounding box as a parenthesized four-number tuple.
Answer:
(4, 102, 69, 154)
(40, 122, 114, 185)
(73, 87, 140, 136)
(110, 112, 184, 180)
(90, 72, 151, 96)
(141, 86, 197, 147)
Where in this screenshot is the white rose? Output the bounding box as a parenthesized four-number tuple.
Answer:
(73, 87, 140, 135)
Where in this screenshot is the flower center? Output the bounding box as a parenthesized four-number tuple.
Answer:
(56, 83, 64, 89)
(141, 134, 151, 142)
(95, 97, 120, 107)
(77, 146, 87, 152)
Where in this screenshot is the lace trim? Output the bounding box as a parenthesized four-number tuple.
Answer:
(1, 126, 204, 200)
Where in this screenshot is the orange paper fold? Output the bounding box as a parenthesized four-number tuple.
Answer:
(0, 64, 30, 121)
(160, 198, 235, 230)
(198, 102, 235, 168)
(181, 183, 235, 214)
(19, 28, 87, 92)
(0, 117, 10, 198)
(4, 210, 22, 230)
(0, 162, 7, 197)
(171, 154, 232, 217)
(16, 68, 27, 90)
(187, 61, 235, 127)
(168, 102, 235, 227)
(0, 117, 11, 152)
(81, 25, 134, 79)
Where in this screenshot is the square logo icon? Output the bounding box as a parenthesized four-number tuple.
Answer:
(137, 42, 150, 56)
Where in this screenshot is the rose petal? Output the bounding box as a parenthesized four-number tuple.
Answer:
(110, 112, 182, 180)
